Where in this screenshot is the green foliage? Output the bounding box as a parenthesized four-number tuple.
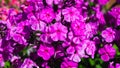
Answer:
(19, 45, 35, 58)
(4, 61, 11, 68)
(5, 0, 9, 4)
(89, 2, 95, 7)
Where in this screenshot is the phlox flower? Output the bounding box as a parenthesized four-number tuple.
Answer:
(101, 27, 115, 42)
(99, 44, 116, 61)
(20, 58, 39, 68)
(0, 54, 4, 67)
(61, 58, 78, 68)
(71, 20, 86, 36)
(12, 34, 27, 45)
(98, 0, 109, 5)
(85, 23, 98, 38)
(68, 31, 86, 44)
(66, 43, 88, 62)
(109, 7, 120, 26)
(37, 44, 54, 60)
(83, 40, 96, 58)
(46, 0, 63, 6)
(40, 25, 53, 43)
(50, 22, 68, 41)
(109, 62, 120, 68)
(62, 7, 81, 22)
(40, 7, 55, 23)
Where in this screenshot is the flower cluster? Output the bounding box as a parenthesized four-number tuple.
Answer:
(0, 0, 120, 68)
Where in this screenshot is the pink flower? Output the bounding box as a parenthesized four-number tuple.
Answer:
(12, 34, 27, 45)
(116, 63, 120, 68)
(37, 45, 54, 60)
(46, 0, 63, 6)
(55, 10, 62, 22)
(61, 58, 78, 68)
(69, 53, 81, 62)
(40, 7, 55, 23)
(83, 40, 96, 58)
(99, 44, 116, 61)
(20, 58, 39, 68)
(66, 43, 88, 62)
(109, 62, 120, 68)
(46, 0, 53, 6)
(50, 22, 68, 41)
(31, 20, 46, 31)
(40, 26, 53, 43)
(68, 31, 86, 44)
(0, 54, 4, 67)
(101, 27, 115, 42)
(71, 20, 86, 36)
(98, 0, 109, 5)
(85, 23, 98, 38)
(62, 7, 81, 22)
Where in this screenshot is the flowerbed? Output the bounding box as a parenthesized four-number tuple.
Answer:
(0, 0, 120, 68)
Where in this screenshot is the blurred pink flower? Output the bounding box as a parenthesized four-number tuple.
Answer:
(98, 0, 109, 5)
(109, 62, 120, 68)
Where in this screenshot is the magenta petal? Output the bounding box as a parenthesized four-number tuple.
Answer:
(66, 46, 75, 54)
(101, 54, 110, 61)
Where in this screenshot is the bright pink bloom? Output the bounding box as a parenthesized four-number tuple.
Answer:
(40, 25, 53, 43)
(20, 58, 39, 68)
(66, 42, 88, 62)
(116, 63, 120, 68)
(69, 53, 81, 62)
(83, 40, 96, 58)
(109, 62, 120, 68)
(85, 23, 98, 38)
(101, 27, 115, 42)
(12, 34, 27, 45)
(40, 7, 55, 23)
(50, 22, 68, 41)
(62, 7, 81, 22)
(109, 7, 120, 26)
(37, 45, 54, 60)
(99, 44, 116, 61)
(98, 0, 109, 5)
(0, 54, 4, 67)
(46, 0, 63, 6)
(71, 20, 86, 36)
(61, 58, 78, 68)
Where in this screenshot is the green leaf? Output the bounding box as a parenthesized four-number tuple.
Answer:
(5, 0, 9, 4)
(89, 2, 95, 7)
(96, 64, 102, 68)
(4, 61, 11, 68)
(100, 44, 103, 47)
(78, 65, 85, 68)
(89, 58, 95, 66)
(113, 44, 119, 51)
